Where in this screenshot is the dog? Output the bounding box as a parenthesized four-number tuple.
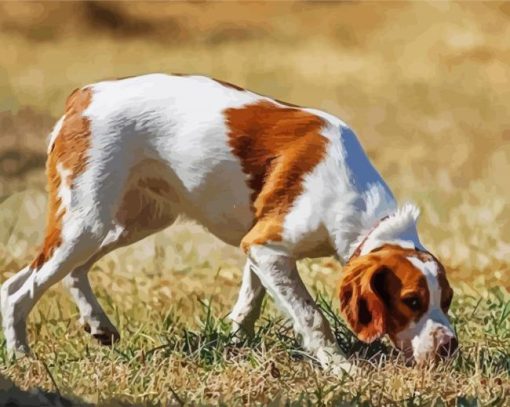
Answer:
(0, 74, 457, 371)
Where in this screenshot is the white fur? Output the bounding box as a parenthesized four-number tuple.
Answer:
(229, 260, 265, 338)
(1, 74, 430, 371)
(56, 163, 72, 211)
(47, 115, 65, 154)
(356, 203, 426, 258)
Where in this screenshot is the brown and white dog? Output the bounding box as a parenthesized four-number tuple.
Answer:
(0, 74, 457, 371)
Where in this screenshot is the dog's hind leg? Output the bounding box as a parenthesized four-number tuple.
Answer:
(0, 218, 106, 355)
(62, 253, 121, 346)
(63, 186, 177, 345)
(1, 266, 32, 298)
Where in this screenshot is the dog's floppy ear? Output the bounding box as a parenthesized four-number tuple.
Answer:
(339, 262, 391, 343)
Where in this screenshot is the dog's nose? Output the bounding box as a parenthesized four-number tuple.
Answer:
(437, 336, 458, 358)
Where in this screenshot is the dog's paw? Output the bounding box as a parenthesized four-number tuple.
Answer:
(84, 323, 120, 346)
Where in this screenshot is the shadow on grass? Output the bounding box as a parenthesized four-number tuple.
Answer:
(0, 373, 89, 407)
(0, 372, 155, 407)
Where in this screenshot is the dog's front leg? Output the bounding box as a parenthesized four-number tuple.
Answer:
(248, 244, 353, 374)
(230, 260, 266, 338)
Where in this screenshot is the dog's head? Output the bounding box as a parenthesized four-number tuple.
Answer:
(339, 244, 456, 363)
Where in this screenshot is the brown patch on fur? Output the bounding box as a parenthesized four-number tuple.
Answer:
(138, 177, 172, 197)
(116, 188, 152, 228)
(114, 160, 179, 241)
(339, 245, 437, 343)
(115, 185, 174, 239)
(224, 100, 327, 251)
(31, 88, 92, 270)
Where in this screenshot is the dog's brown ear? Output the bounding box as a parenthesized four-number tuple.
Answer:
(339, 264, 390, 343)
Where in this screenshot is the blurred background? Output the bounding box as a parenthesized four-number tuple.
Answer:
(1, 1, 509, 292)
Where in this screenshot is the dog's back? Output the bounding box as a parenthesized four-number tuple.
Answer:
(40, 73, 343, 256)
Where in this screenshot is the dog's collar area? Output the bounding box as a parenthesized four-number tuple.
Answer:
(347, 216, 389, 262)
(347, 214, 425, 264)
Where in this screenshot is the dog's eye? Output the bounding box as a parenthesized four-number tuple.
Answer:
(402, 296, 421, 311)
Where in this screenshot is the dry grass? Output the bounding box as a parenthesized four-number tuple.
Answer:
(0, 1, 509, 405)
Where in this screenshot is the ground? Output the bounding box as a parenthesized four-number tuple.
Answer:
(0, 2, 509, 405)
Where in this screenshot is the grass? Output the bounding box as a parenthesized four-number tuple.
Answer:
(0, 193, 508, 405)
(0, 280, 508, 405)
(1, 1, 509, 405)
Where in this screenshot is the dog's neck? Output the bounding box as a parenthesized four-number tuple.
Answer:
(320, 123, 425, 264)
(344, 203, 425, 263)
